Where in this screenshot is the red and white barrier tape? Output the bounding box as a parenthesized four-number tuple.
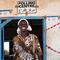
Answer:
(46, 45, 60, 54)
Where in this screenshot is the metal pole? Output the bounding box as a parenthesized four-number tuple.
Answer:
(0, 20, 2, 60)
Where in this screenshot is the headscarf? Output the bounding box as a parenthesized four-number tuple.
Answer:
(17, 18, 32, 34)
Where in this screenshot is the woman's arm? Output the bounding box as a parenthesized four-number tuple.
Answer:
(12, 36, 20, 53)
(34, 35, 42, 60)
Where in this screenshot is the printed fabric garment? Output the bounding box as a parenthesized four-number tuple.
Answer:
(13, 34, 42, 60)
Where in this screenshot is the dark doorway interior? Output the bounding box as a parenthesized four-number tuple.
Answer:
(4, 19, 43, 60)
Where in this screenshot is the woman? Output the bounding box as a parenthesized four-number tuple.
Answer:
(13, 19, 42, 60)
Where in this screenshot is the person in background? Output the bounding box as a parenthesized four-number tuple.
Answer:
(13, 19, 42, 60)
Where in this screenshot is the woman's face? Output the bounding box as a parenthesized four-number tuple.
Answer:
(19, 20, 28, 31)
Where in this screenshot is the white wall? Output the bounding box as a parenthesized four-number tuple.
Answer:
(0, 0, 60, 17)
(46, 17, 60, 60)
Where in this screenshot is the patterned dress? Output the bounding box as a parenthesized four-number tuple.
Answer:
(13, 34, 42, 60)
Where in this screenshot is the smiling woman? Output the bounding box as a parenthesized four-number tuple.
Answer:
(12, 19, 42, 60)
